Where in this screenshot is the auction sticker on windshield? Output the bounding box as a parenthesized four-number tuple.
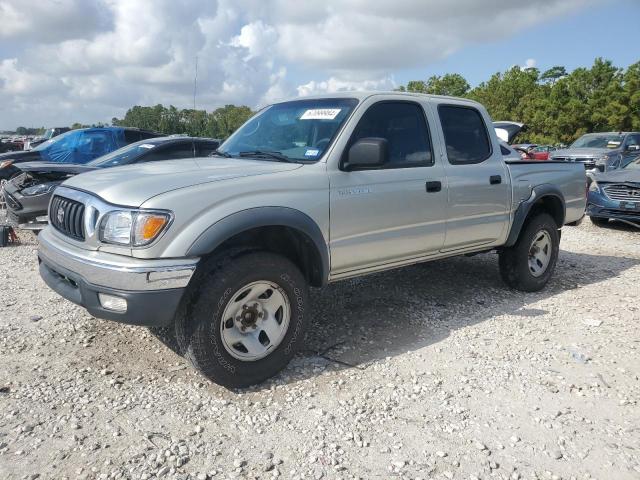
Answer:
(300, 109, 341, 120)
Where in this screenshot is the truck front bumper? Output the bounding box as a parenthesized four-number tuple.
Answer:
(37, 228, 199, 327)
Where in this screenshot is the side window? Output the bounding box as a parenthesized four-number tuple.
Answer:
(500, 144, 512, 156)
(347, 102, 433, 168)
(140, 142, 194, 162)
(438, 105, 492, 165)
(196, 141, 220, 156)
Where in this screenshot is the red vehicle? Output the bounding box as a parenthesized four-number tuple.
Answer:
(529, 145, 556, 160)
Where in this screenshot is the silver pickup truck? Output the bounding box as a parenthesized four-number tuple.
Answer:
(38, 92, 586, 388)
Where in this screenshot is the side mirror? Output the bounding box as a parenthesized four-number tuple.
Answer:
(345, 137, 388, 171)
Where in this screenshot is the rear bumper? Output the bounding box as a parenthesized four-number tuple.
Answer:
(37, 228, 199, 327)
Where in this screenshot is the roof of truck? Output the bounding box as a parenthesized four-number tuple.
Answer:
(276, 91, 483, 105)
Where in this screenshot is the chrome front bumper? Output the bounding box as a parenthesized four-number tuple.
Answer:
(37, 228, 198, 291)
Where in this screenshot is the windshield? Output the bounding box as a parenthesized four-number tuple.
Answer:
(570, 133, 624, 149)
(218, 98, 359, 161)
(88, 141, 158, 167)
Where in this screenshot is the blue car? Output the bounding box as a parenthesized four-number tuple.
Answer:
(0, 127, 160, 180)
(587, 156, 640, 227)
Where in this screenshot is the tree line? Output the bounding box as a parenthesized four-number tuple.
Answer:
(397, 58, 640, 145)
(111, 104, 254, 140)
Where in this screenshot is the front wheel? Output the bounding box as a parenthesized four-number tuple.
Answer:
(176, 251, 309, 389)
(499, 213, 560, 292)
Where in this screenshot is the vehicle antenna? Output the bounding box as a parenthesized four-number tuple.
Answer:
(193, 55, 198, 110)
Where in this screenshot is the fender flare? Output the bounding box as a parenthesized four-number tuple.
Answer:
(186, 207, 330, 284)
(505, 185, 566, 247)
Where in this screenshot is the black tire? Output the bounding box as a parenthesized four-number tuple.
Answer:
(175, 250, 309, 389)
(499, 213, 560, 292)
(589, 216, 609, 227)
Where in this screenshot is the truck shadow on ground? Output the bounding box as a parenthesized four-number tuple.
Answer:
(150, 248, 639, 389)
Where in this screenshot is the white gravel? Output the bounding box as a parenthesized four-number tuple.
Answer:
(0, 221, 639, 480)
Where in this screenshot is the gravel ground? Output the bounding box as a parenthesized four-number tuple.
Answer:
(0, 221, 639, 480)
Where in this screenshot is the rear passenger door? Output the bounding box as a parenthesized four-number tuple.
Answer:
(329, 100, 447, 274)
(433, 103, 511, 251)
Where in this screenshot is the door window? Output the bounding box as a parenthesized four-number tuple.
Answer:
(438, 105, 492, 165)
(346, 102, 433, 168)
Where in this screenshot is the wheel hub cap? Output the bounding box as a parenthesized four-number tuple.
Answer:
(220, 281, 291, 361)
(528, 230, 552, 277)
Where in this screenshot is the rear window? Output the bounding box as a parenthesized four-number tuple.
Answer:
(438, 105, 492, 165)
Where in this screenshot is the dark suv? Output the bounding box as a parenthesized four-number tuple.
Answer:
(4, 136, 220, 230)
(0, 127, 160, 180)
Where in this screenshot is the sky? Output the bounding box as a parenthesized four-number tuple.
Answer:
(0, 0, 638, 130)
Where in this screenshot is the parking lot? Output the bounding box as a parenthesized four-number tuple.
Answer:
(1, 221, 639, 480)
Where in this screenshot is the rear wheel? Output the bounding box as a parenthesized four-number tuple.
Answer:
(175, 251, 309, 388)
(589, 216, 609, 227)
(499, 213, 560, 292)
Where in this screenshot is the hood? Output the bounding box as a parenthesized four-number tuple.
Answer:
(493, 121, 526, 143)
(551, 147, 611, 158)
(0, 150, 41, 165)
(592, 168, 640, 184)
(61, 157, 303, 206)
(15, 161, 97, 175)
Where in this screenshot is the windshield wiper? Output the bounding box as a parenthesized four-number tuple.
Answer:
(237, 150, 296, 163)
(210, 149, 232, 158)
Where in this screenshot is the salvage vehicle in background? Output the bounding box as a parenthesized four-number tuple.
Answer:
(586, 156, 640, 228)
(550, 131, 640, 173)
(37, 92, 586, 388)
(23, 127, 70, 150)
(3, 136, 220, 231)
(0, 127, 160, 180)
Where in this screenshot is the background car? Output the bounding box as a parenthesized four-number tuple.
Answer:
(586, 156, 640, 227)
(3, 136, 220, 230)
(529, 145, 556, 160)
(0, 126, 160, 180)
(23, 127, 70, 150)
(550, 131, 640, 172)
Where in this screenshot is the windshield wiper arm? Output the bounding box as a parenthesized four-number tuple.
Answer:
(210, 149, 232, 158)
(237, 150, 295, 163)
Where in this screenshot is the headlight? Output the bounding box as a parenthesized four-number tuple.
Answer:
(100, 210, 171, 246)
(0, 160, 14, 169)
(588, 180, 600, 192)
(22, 183, 55, 196)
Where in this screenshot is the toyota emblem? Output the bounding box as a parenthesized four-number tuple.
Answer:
(56, 206, 65, 224)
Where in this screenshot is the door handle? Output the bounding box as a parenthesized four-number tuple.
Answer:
(490, 175, 502, 185)
(425, 181, 442, 193)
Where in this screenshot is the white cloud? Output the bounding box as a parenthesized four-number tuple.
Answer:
(523, 58, 538, 70)
(0, 0, 599, 129)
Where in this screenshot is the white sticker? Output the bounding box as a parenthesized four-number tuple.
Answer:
(139, 144, 156, 149)
(300, 108, 341, 120)
(305, 149, 320, 157)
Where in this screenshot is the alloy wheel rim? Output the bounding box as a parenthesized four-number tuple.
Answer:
(528, 230, 552, 277)
(219, 280, 291, 361)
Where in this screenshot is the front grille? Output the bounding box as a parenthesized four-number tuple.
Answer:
(4, 191, 22, 210)
(603, 184, 640, 202)
(49, 195, 86, 240)
(552, 157, 596, 169)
